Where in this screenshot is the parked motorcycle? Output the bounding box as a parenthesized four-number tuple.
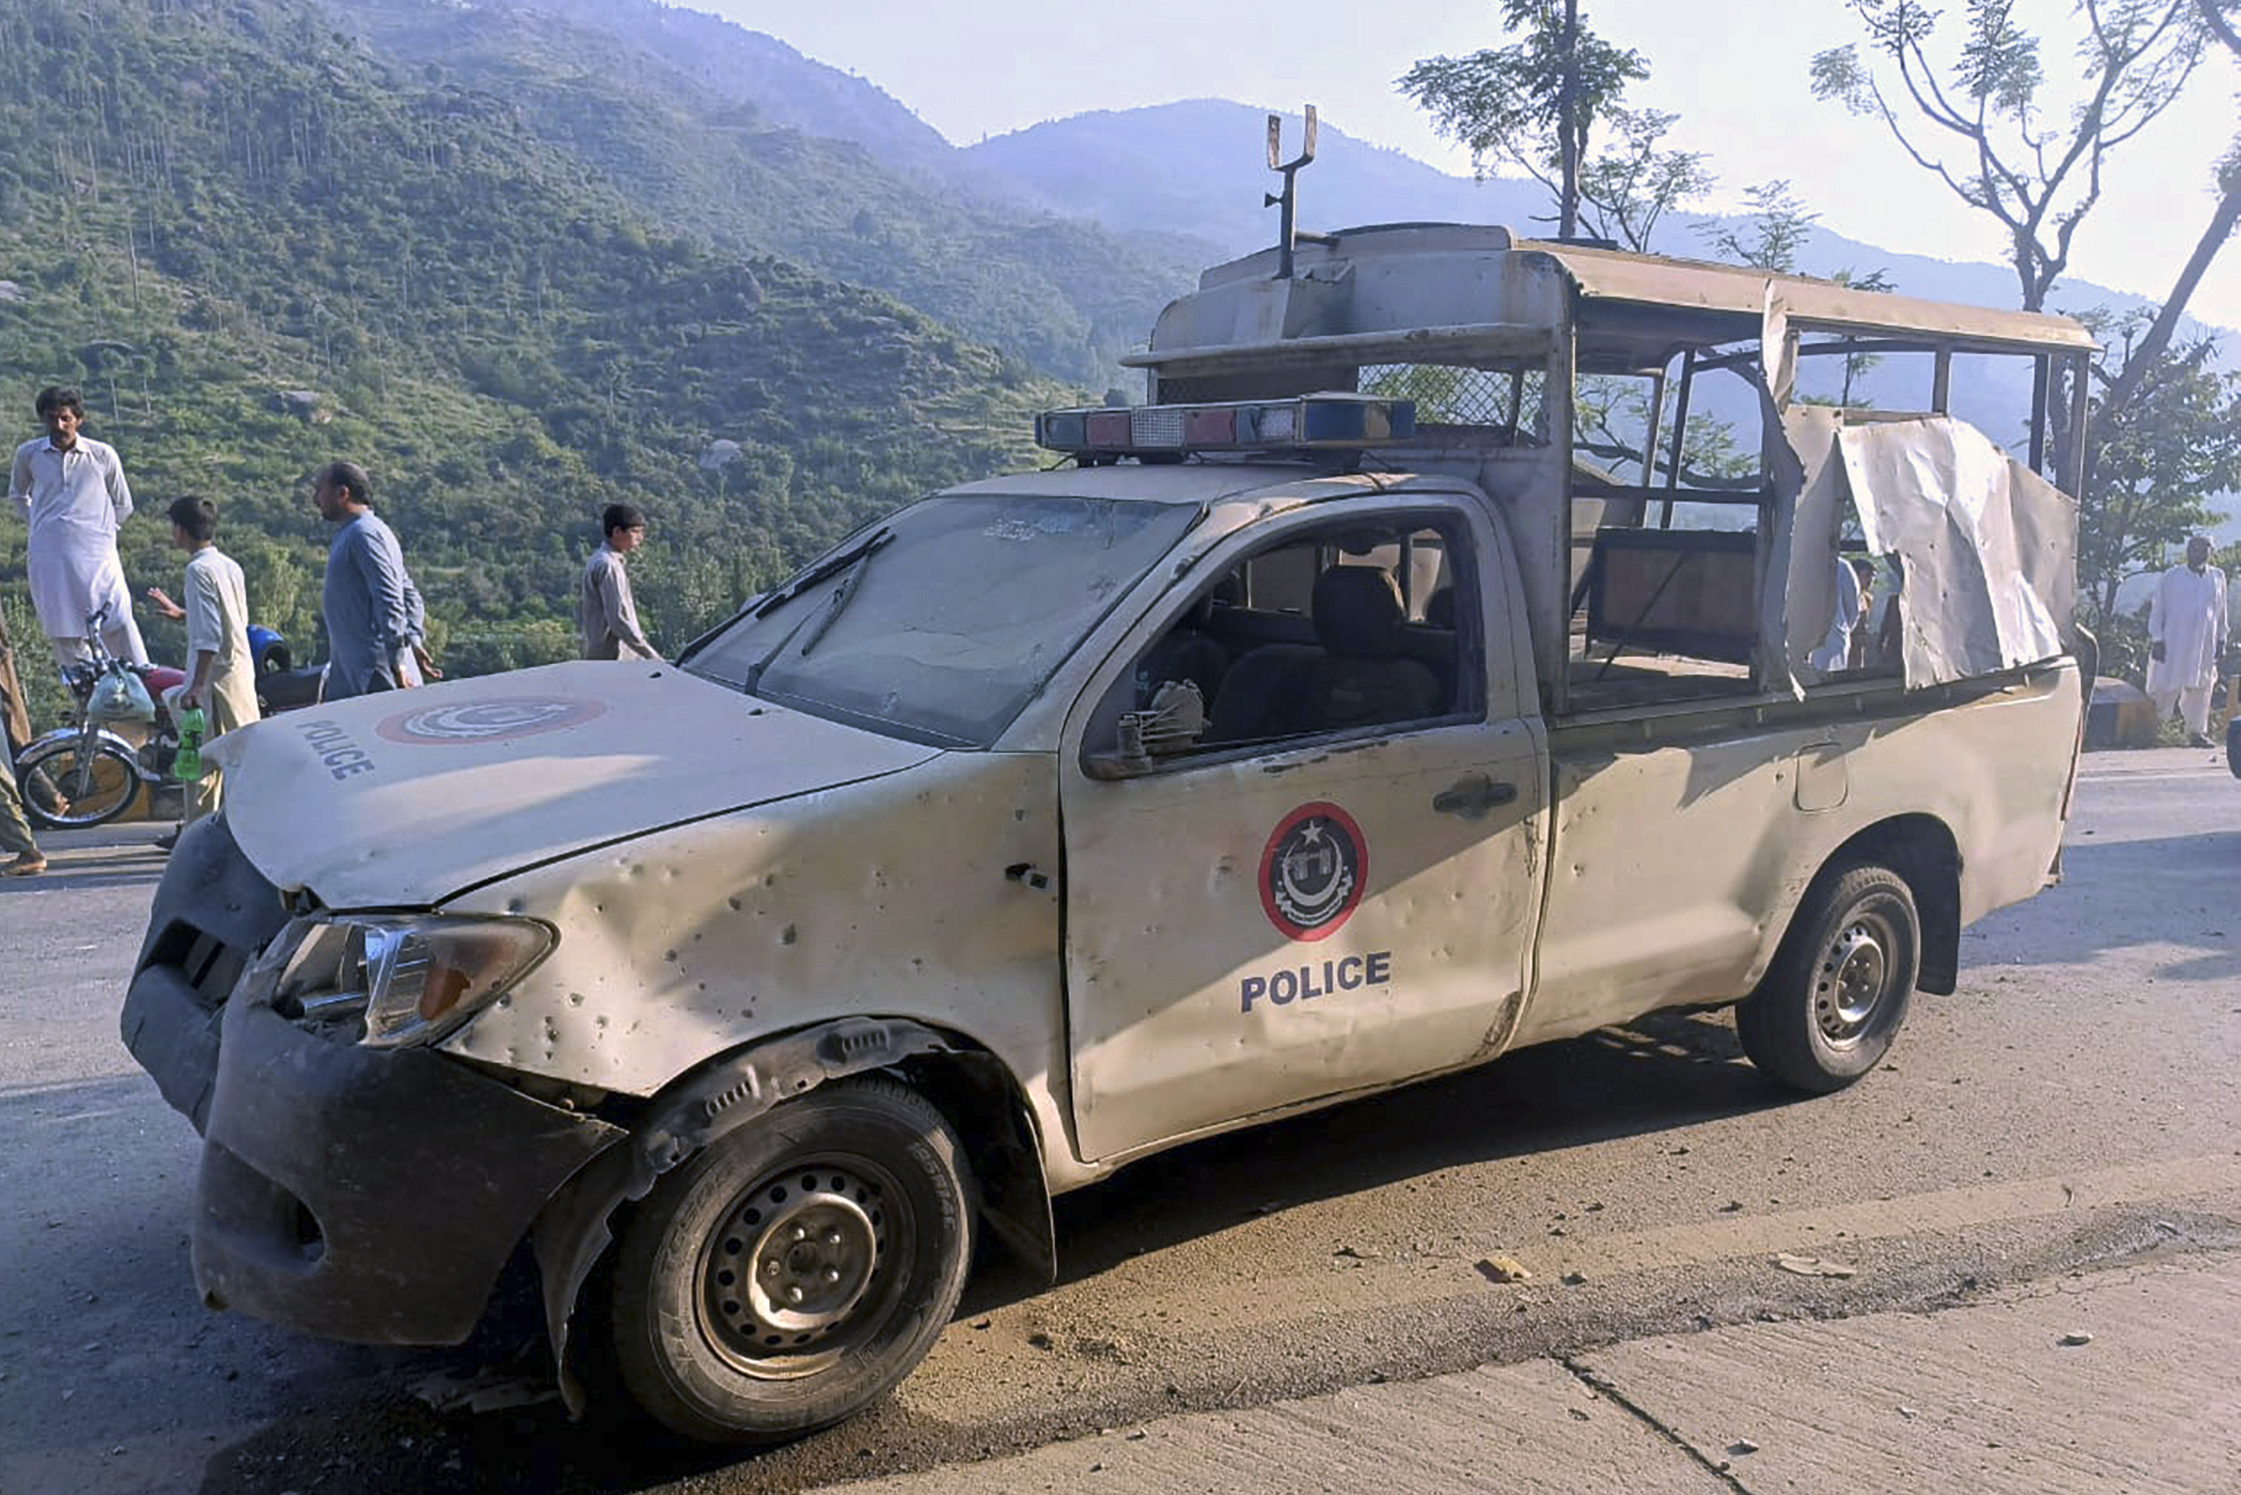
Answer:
(15, 614, 324, 830)
(248, 624, 328, 715)
(16, 606, 184, 830)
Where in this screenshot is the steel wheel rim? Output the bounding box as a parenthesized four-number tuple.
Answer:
(695, 1156, 904, 1379)
(1815, 910, 1895, 1045)
(22, 750, 136, 826)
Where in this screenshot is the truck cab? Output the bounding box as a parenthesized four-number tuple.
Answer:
(121, 224, 2094, 1445)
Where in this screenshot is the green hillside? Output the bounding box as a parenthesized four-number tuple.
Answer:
(317, 0, 1206, 389)
(0, 0, 1076, 717)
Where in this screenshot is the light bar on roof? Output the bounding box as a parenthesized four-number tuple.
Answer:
(1035, 393, 1415, 457)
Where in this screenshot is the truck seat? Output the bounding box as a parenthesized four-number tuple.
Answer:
(1302, 567, 1443, 731)
(1206, 644, 1321, 743)
(1209, 568, 1442, 742)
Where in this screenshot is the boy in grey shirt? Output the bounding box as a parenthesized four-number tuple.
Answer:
(580, 503, 659, 660)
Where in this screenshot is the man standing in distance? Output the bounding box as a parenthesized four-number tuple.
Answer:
(312, 461, 433, 698)
(9, 386, 148, 668)
(2146, 534, 2228, 749)
(580, 503, 660, 661)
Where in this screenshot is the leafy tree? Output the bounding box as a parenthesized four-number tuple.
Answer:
(1575, 108, 1714, 251)
(1707, 193, 1901, 406)
(2072, 310, 2241, 663)
(1399, 1, 1658, 238)
(1702, 180, 1818, 273)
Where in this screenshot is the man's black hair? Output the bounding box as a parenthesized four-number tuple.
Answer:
(603, 503, 647, 539)
(35, 386, 84, 420)
(167, 496, 219, 543)
(315, 460, 373, 506)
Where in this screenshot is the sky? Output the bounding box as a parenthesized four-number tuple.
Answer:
(701, 0, 2241, 332)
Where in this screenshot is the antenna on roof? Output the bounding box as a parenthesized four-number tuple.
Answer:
(1265, 105, 1321, 280)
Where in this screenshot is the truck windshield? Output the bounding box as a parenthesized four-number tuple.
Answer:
(685, 493, 1198, 747)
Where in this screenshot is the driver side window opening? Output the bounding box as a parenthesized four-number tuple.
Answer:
(1094, 512, 1483, 768)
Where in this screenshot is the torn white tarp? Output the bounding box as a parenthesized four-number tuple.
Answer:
(1838, 417, 2075, 686)
(1762, 403, 1845, 694)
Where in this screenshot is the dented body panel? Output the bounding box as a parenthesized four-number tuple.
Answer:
(439, 748, 1070, 1123)
(1523, 663, 2081, 1047)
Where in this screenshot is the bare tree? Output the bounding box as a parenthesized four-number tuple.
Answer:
(1811, 1, 2218, 314)
(1813, 1, 2241, 494)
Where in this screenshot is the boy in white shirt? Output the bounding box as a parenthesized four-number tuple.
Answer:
(146, 497, 260, 835)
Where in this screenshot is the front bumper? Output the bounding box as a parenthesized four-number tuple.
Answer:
(122, 817, 625, 1346)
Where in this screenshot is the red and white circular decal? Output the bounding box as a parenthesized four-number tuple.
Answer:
(376, 696, 606, 745)
(1258, 801, 1368, 942)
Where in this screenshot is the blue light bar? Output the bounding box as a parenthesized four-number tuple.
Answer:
(1035, 394, 1415, 457)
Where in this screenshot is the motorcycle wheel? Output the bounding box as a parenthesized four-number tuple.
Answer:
(16, 738, 143, 829)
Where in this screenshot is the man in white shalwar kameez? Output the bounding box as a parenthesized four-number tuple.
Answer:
(8, 386, 147, 668)
(2145, 535, 2228, 747)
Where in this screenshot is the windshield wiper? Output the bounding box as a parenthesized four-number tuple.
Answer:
(738, 532, 888, 691)
(740, 608, 814, 695)
(751, 527, 893, 620)
(795, 544, 877, 657)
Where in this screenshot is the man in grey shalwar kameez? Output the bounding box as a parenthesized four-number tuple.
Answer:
(312, 461, 432, 698)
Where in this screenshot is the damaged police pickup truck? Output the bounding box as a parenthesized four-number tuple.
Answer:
(122, 224, 2093, 1443)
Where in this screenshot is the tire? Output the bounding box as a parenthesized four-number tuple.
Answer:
(1736, 862, 1920, 1094)
(609, 1077, 976, 1443)
(16, 737, 142, 829)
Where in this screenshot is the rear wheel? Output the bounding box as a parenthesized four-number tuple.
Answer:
(1737, 862, 1919, 1093)
(610, 1078, 975, 1443)
(16, 737, 141, 829)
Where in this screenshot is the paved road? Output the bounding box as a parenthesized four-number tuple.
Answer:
(2, 746, 2236, 1495)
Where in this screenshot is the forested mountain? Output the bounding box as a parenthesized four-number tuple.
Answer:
(317, 0, 1213, 386)
(0, 0, 1076, 707)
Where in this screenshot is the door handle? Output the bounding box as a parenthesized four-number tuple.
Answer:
(1432, 774, 1518, 820)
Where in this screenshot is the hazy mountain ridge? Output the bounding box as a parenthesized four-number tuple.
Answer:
(316, 0, 1216, 384)
(968, 98, 2234, 343)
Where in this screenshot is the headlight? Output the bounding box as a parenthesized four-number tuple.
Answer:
(273, 915, 556, 1049)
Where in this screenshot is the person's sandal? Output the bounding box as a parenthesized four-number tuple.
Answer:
(3, 853, 45, 877)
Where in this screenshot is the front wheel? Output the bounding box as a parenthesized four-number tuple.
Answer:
(16, 737, 142, 829)
(609, 1078, 976, 1443)
(1736, 862, 1920, 1093)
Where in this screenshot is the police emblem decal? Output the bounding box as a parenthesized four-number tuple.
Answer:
(1258, 802, 1368, 941)
(376, 697, 607, 745)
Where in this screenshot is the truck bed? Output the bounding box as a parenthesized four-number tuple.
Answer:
(1562, 652, 1758, 712)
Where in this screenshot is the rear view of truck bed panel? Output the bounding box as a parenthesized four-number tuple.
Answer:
(1517, 660, 2081, 1049)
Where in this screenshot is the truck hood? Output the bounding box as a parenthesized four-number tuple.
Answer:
(214, 661, 943, 908)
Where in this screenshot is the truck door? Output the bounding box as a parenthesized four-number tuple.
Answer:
(1058, 499, 1548, 1162)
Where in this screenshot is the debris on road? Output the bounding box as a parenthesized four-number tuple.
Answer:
(409, 1367, 556, 1415)
(1475, 1255, 1533, 1284)
(2058, 1331, 2094, 1347)
(1773, 1252, 1858, 1278)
